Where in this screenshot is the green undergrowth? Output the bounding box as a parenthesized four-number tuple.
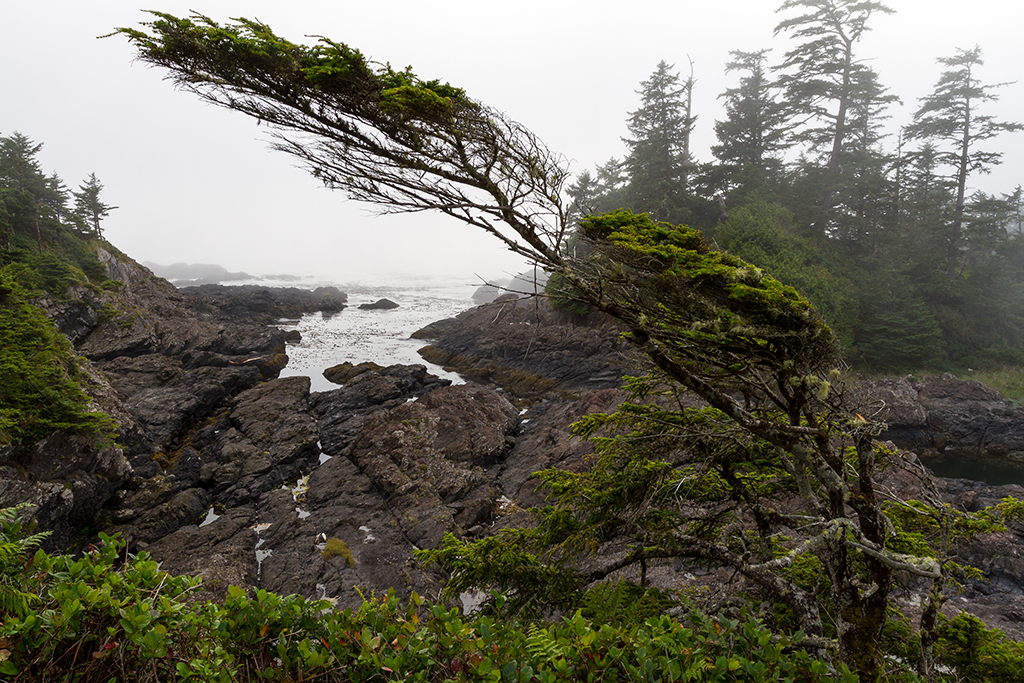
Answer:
(4, 504, 1024, 681)
(0, 272, 116, 446)
(0, 507, 848, 683)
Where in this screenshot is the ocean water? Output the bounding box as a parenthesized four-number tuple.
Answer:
(270, 277, 481, 393)
(920, 453, 1024, 488)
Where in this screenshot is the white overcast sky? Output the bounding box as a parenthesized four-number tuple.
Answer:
(2, 1, 1022, 285)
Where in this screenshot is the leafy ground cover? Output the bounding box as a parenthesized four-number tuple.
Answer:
(1, 505, 846, 682)
(4, 503, 1024, 682)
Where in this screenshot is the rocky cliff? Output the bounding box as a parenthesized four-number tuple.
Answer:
(5, 259, 1024, 639)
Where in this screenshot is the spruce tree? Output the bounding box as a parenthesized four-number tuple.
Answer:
(712, 49, 788, 194)
(622, 61, 695, 223)
(905, 46, 1023, 275)
(72, 173, 117, 238)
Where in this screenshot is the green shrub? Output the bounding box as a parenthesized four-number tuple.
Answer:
(0, 508, 847, 682)
(322, 537, 356, 566)
(936, 611, 1024, 682)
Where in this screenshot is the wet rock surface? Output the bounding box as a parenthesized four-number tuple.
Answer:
(855, 373, 1024, 461)
(8, 254, 1024, 641)
(415, 295, 636, 400)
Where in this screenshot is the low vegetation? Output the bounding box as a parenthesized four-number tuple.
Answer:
(1, 506, 845, 682)
(5, 504, 1024, 681)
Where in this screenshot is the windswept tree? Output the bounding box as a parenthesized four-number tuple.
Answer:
(71, 173, 117, 238)
(117, 14, 1007, 678)
(905, 46, 1023, 275)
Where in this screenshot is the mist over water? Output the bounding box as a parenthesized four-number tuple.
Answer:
(273, 278, 478, 393)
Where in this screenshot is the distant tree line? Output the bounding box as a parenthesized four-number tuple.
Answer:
(566, 0, 1023, 371)
(0, 131, 117, 253)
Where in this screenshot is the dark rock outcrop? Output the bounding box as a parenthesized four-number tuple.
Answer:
(180, 284, 348, 323)
(416, 295, 633, 401)
(855, 373, 1024, 461)
(358, 298, 399, 310)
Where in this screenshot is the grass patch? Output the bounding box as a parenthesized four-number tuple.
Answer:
(321, 537, 355, 567)
(960, 366, 1024, 405)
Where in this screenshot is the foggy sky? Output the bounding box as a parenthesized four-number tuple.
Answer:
(2, 1, 1022, 286)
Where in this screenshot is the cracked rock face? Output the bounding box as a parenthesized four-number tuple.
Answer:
(128, 365, 521, 611)
(12, 255, 1024, 641)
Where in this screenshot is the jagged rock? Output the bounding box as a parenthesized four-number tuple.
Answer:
(98, 246, 148, 287)
(358, 298, 399, 310)
(255, 457, 445, 608)
(345, 383, 518, 548)
(146, 506, 259, 603)
(323, 361, 384, 385)
(32, 286, 106, 344)
(311, 365, 452, 456)
(0, 430, 131, 551)
(110, 363, 264, 454)
(103, 481, 212, 547)
(203, 376, 320, 508)
(857, 373, 1024, 462)
(503, 389, 626, 507)
(415, 296, 632, 400)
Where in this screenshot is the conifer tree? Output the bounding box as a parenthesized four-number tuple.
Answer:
(72, 173, 117, 237)
(622, 60, 695, 223)
(774, 0, 896, 229)
(905, 46, 1023, 275)
(712, 49, 788, 193)
(0, 132, 48, 200)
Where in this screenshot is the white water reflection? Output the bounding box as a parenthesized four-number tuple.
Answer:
(276, 280, 477, 392)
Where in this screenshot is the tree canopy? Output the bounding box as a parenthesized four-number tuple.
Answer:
(115, 12, 1024, 679)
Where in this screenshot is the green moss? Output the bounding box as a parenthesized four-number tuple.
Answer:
(321, 537, 355, 567)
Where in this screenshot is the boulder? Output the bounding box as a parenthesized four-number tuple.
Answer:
(358, 298, 399, 310)
(323, 361, 384, 386)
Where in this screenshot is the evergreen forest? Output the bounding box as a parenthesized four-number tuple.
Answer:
(564, 5, 1022, 372)
(0, 131, 120, 447)
(3, 2, 1024, 681)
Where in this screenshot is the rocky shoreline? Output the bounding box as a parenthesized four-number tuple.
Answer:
(3, 257, 1024, 638)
